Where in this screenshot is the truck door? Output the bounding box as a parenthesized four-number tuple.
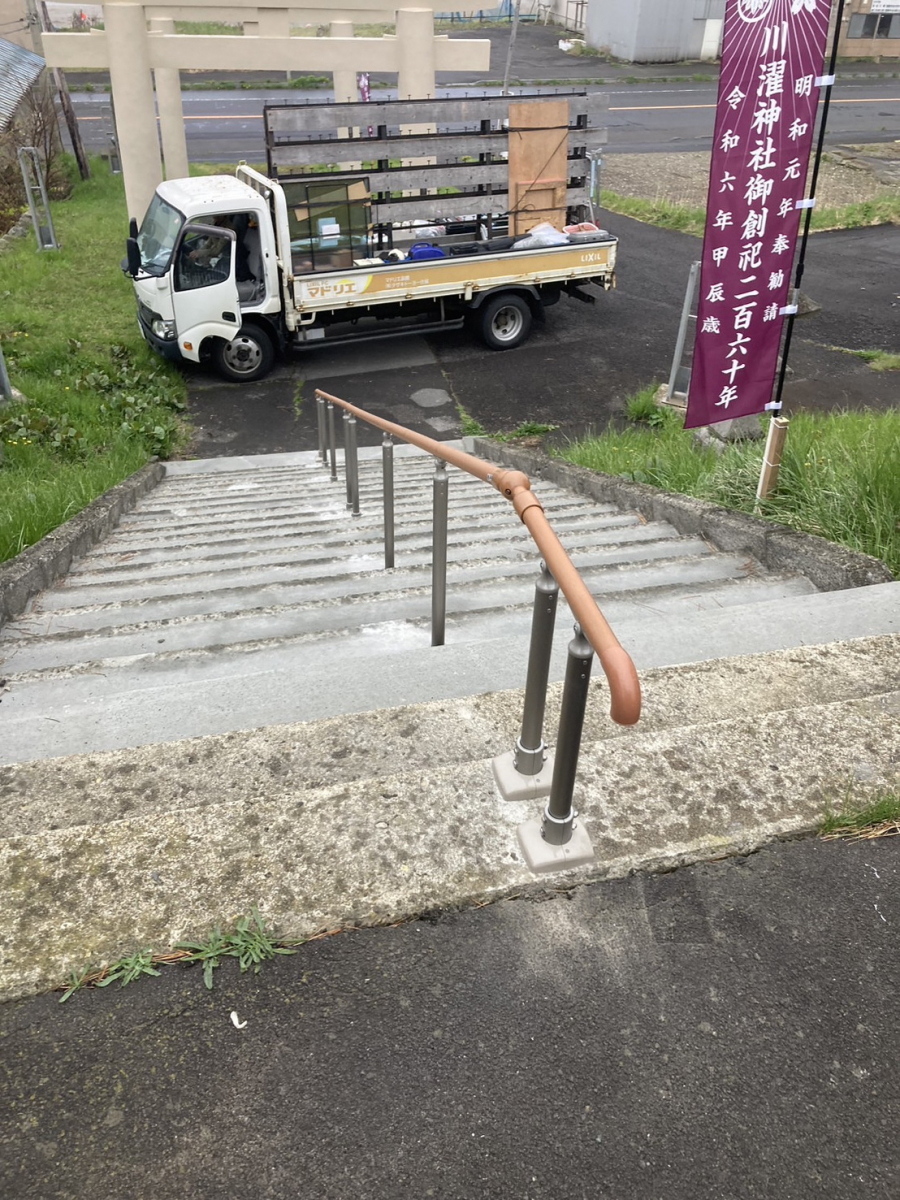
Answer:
(170, 223, 241, 361)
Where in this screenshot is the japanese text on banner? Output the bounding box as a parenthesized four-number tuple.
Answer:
(685, 0, 832, 430)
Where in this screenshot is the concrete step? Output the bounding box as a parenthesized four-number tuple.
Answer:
(2, 583, 897, 765)
(10, 548, 763, 642)
(1, 634, 897, 1001)
(1, 573, 818, 679)
(5, 635, 896, 838)
(81, 490, 620, 554)
(66, 510, 646, 582)
(35, 533, 722, 613)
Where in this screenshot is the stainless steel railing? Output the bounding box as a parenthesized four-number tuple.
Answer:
(314, 388, 641, 869)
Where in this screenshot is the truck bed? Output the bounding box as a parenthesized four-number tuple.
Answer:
(289, 236, 617, 313)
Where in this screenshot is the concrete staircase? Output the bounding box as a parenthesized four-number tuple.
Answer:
(3, 443, 897, 765)
(0, 444, 898, 1000)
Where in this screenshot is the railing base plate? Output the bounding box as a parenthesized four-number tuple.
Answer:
(517, 816, 596, 875)
(492, 749, 554, 802)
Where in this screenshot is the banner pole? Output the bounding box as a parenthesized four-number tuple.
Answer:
(770, 0, 846, 413)
(755, 415, 790, 509)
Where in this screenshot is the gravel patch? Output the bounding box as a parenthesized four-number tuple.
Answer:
(603, 144, 900, 209)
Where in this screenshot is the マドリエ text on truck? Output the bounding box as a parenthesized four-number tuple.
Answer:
(124, 93, 617, 383)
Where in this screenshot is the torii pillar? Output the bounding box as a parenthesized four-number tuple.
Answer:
(104, 3, 163, 218)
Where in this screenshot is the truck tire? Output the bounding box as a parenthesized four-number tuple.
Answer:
(212, 324, 275, 383)
(478, 293, 533, 351)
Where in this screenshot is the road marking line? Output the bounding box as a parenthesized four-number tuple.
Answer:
(73, 96, 900, 121)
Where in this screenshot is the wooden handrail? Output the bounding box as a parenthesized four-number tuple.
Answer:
(314, 389, 641, 726)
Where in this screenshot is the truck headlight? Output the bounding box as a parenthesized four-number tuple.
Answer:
(151, 317, 176, 340)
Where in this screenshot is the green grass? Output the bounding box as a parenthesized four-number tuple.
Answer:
(840, 348, 900, 372)
(600, 190, 707, 236)
(174, 20, 241, 35)
(820, 789, 900, 839)
(0, 160, 188, 563)
(624, 382, 667, 426)
(493, 421, 559, 442)
(601, 189, 900, 235)
(558, 402, 900, 575)
(457, 404, 486, 439)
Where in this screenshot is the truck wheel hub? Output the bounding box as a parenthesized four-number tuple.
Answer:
(224, 337, 261, 372)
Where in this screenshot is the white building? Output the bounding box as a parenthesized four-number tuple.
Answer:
(585, 0, 725, 63)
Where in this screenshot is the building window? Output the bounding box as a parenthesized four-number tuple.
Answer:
(847, 13, 900, 38)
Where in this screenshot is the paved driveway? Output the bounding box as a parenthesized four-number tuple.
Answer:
(183, 218, 898, 458)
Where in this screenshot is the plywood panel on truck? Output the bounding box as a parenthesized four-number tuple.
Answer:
(507, 100, 571, 236)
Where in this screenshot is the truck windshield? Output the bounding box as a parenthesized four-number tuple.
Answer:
(137, 195, 185, 276)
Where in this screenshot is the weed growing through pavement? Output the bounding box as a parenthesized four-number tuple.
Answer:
(178, 908, 296, 990)
(57, 909, 297, 1002)
(94, 948, 161, 989)
(494, 421, 559, 442)
(820, 789, 900, 841)
(457, 404, 487, 438)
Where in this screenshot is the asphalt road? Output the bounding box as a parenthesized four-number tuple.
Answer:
(3, 835, 898, 1199)
(183, 216, 898, 459)
(70, 79, 900, 163)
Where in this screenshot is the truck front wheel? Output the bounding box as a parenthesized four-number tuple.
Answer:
(212, 324, 275, 383)
(478, 293, 533, 351)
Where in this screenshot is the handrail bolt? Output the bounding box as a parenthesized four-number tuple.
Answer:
(493, 560, 558, 802)
(517, 623, 597, 873)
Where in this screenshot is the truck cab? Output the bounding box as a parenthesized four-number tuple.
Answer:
(130, 175, 284, 381)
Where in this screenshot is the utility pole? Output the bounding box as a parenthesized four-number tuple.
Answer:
(38, 0, 91, 181)
(24, 0, 44, 55)
(501, 0, 522, 96)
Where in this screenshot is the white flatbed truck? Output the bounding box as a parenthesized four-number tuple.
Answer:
(124, 96, 616, 382)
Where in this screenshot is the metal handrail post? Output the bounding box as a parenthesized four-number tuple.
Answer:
(343, 413, 352, 507)
(431, 458, 449, 647)
(327, 402, 338, 481)
(515, 561, 559, 775)
(316, 395, 327, 466)
(347, 415, 360, 516)
(543, 624, 593, 845)
(516, 622, 597, 872)
(382, 434, 395, 568)
(493, 560, 559, 802)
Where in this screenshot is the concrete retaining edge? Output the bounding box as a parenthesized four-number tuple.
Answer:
(471, 438, 895, 593)
(0, 461, 166, 628)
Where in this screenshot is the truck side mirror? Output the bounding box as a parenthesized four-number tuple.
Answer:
(129, 217, 138, 240)
(126, 237, 141, 277)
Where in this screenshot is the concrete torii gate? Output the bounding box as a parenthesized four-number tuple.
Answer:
(43, 2, 490, 220)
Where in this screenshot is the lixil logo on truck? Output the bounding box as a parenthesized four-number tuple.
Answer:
(299, 276, 372, 304)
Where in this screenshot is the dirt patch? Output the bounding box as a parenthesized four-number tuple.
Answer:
(603, 143, 900, 208)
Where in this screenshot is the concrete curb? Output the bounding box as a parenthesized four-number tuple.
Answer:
(2, 674, 898, 1001)
(0, 461, 166, 628)
(471, 438, 895, 593)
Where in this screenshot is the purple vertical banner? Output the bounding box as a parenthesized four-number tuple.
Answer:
(685, 0, 832, 430)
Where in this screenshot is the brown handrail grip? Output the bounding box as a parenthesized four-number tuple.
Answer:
(314, 388, 641, 725)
